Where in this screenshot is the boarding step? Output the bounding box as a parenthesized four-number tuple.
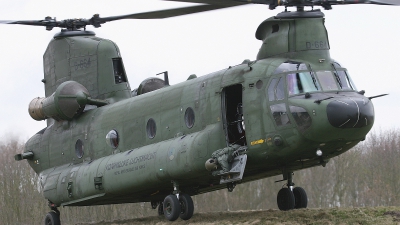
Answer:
(220, 154, 247, 184)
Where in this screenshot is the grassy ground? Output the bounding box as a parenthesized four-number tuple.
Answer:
(75, 207, 400, 225)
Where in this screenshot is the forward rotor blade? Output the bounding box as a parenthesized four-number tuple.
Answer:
(0, 4, 247, 30)
(163, 0, 250, 6)
(1, 0, 398, 31)
(0, 20, 15, 24)
(100, 3, 245, 22)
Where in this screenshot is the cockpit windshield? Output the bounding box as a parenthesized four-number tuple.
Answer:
(315, 71, 338, 91)
(315, 70, 356, 91)
(287, 72, 320, 95)
(277, 61, 357, 96)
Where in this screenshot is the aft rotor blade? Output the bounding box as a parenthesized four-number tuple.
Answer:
(0, 20, 57, 26)
(317, 0, 400, 6)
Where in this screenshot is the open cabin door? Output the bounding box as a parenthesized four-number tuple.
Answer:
(221, 84, 247, 147)
(217, 84, 248, 186)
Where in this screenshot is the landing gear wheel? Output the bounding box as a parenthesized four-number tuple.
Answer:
(179, 194, 194, 220)
(293, 187, 308, 209)
(163, 195, 181, 221)
(158, 202, 164, 216)
(44, 211, 60, 225)
(277, 188, 295, 211)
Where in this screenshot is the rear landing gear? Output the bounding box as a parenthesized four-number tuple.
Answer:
(179, 193, 194, 220)
(158, 181, 195, 221)
(163, 195, 181, 221)
(44, 202, 60, 225)
(157, 202, 164, 216)
(276, 172, 308, 211)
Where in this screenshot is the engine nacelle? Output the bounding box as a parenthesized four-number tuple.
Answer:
(131, 77, 166, 97)
(29, 81, 90, 121)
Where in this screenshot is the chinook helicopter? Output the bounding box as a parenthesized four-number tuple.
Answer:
(2, 0, 398, 224)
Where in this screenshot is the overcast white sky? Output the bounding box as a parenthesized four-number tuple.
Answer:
(0, 0, 399, 141)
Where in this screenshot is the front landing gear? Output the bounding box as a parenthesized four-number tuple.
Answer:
(293, 187, 308, 209)
(276, 172, 308, 211)
(277, 188, 295, 211)
(44, 202, 60, 225)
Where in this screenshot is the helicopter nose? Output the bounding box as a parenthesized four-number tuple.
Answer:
(326, 98, 374, 128)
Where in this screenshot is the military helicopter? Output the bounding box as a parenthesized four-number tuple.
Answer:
(1, 0, 398, 224)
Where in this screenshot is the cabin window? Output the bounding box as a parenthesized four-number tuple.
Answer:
(106, 130, 119, 149)
(147, 118, 157, 139)
(112, 58, 127, 84)
(75, 139, 84, 159)
(270, 103, 291, 126)
(185, 107, 195, 129)
(256, 80, 263, 89)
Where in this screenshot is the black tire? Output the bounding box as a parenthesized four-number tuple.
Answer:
(277, 188, 295, 211)
(179, 194, 194, 220)
(44, 211, 60, 225)
(293, 187, 308, 209)
(163, 195, 181, 221)
(158, 202, 164, 216)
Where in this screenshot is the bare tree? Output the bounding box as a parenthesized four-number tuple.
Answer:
(1, 129, 399, 224)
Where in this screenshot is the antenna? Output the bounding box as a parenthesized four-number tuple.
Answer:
(156, 71, 170, 86)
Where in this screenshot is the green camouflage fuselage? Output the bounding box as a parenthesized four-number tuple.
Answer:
(23, 14, 373, 207)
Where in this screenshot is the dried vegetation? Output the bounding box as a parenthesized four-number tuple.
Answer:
(77, 207, 400, 225)
(0, 129, 399, 225)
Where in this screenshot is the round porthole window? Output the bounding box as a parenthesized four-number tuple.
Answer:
(106, 129, 119, 149)
(147, 118, 156, 139)
(185, 107, 195, 129)
(75, 139, 84, 159)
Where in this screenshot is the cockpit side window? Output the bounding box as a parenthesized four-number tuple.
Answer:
(335, 70, 353, 90)
(276, 77, 285, 100)
(267, 77, 285, 101)
(332, 62, 357, 91)
(268, 78, 278, 101)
